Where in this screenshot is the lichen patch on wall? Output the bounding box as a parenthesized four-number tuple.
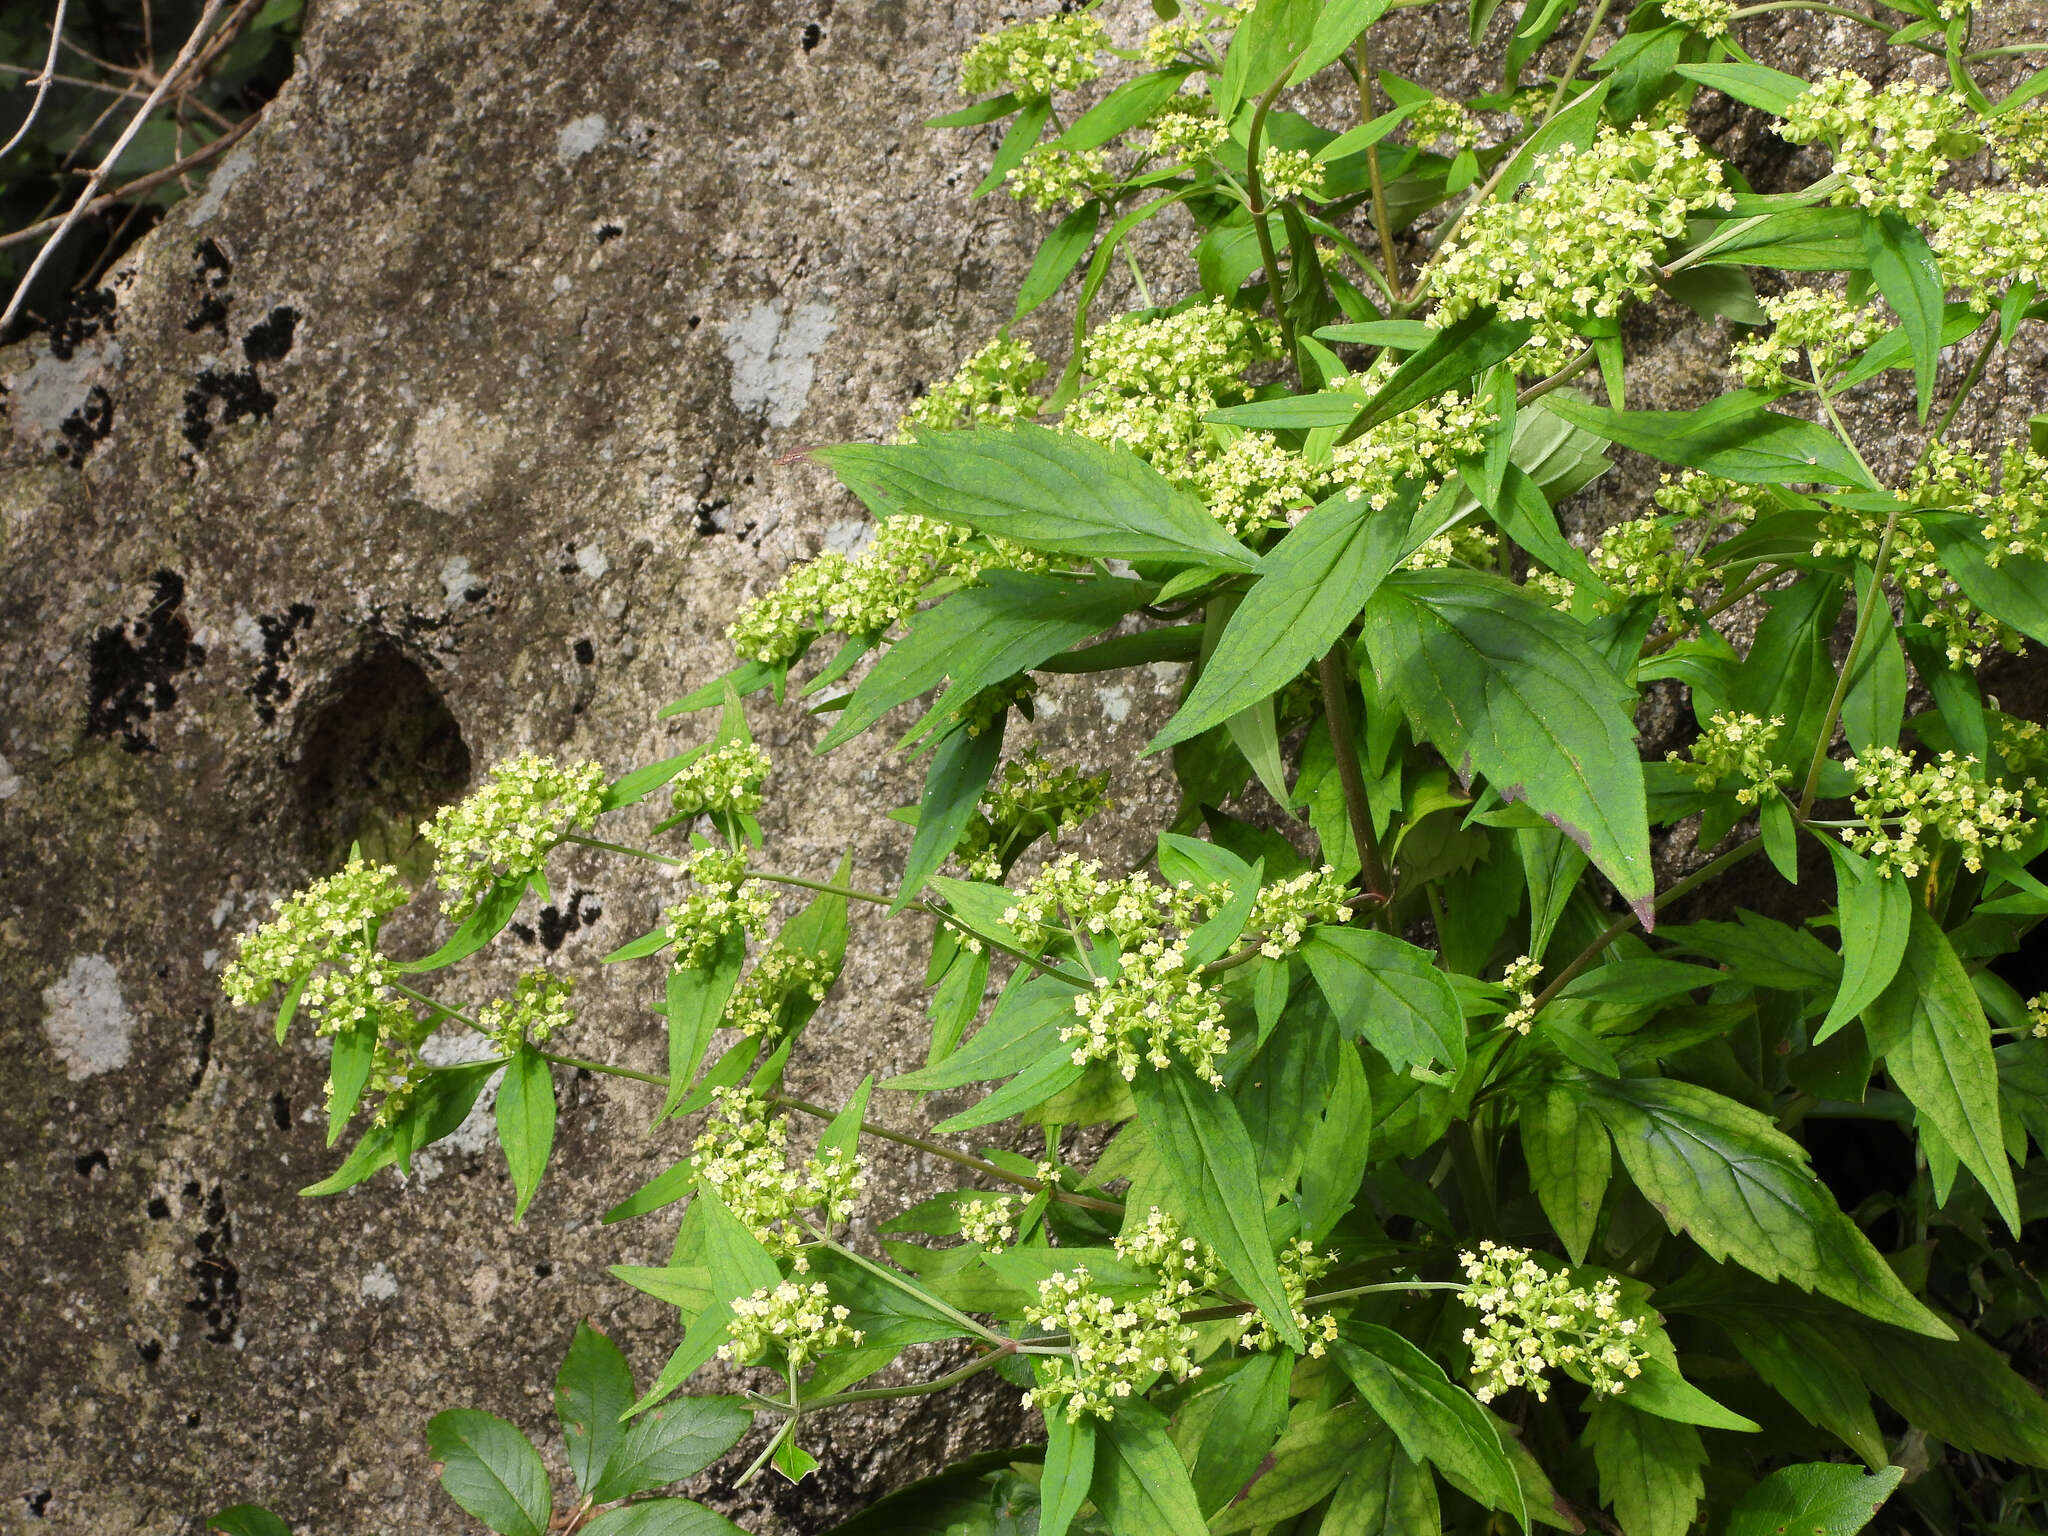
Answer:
(42, 954, 134, 1080)
(720, 300, 837, 429)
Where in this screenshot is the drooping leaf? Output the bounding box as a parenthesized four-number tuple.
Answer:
(1817, 843, 1910, 1043)
(1361, 570, 1653, 924)
(1723, 1464, 1905, 1536)
(1863, 211, 1945, 420)
(1583, 1400, 1705, 1536)
(1210, 1402, 1377, 1534)
(1040, 1410, 1096, 1536)
(1302, 927, 1465, 1076)
(895, 715, 1005, 910)
(660, 933, 747, 1121)
(1520, 1083, 1610, 1264)
(1090, 1397, 1207, 1536)
(1331, 1331, 1526, 1528)
(425, 1410, 553, 1536)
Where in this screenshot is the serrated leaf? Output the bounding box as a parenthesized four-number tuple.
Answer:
(1090, 1397, 1207, 1536)
(1584, 1400, 1704, 1536)
(1724, 1464, 1905, 1536)
(589, 1396, 753, 1503)
(1331, 1331, 1526, 1528)
(577, 1499, 749, 1536)
(1521, 1084, 1610, 1263)
(557, 1323, 637, 1495)
(1360, 570, 1653, 924)
(1302, 927, 1465, 1076)
(425, 1410, 552, 1536)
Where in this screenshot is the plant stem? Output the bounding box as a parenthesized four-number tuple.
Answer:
(392, 981, 486, 1033)
(1319, 643, 1393, 902)
(786, 1342, 1021, 1414)
(1450, 1120, 1499, 1232)
(565, 832, 688, 866)
(1923, 322, 1999, 456)
(540, 1049, 669, 1088)
(1354, 37, 1402, 291)
(1516, 345, 1597, 407)
(1244, 68, 1303, 376)
(1796, 513, 1897, 819)
(1545, 0, 1618, 120)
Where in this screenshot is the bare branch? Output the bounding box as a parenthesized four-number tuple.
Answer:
(0, 107, 261, 254)
(0, 0, 74, 164)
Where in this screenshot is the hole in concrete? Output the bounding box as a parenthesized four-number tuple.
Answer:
(294, 647, 471, 877)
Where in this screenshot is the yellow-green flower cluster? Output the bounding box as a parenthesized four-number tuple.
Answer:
(476, 970, 576, 1050)
(960, 12, 1108, 98)
(1248, 865, 1350, 958)
(1430, 121, 1734, 372)
(1146, 110, 1229, 165)
(671, 740, 771, 819)
(1026, 1207, 1217, 1423)
(1258, 146, 1325, 201)
(1653, 469, 1766, 525)
(222, 855, 408, 1008)
(1406, 524, 1500, 571)
(1458, 1241, 1646, 1403)
(1588, 516, 1701, 623)
(421, 754, 608, 920)
(1068, 936, 1232, 1085)
(1779, 70, 1970, 225)
(724, 942, 834, 1038)
(899, 337, 1047, 436)
(1668, 712, 1789, 807)
(1998, 717, 2048, 785)
(1664, 0, 1735, 36)
(1502, 954, 1543, 1035)
(958, 1193, 1022, 1252)
(1065, 300, 1277, 465)
(1731, 288, 1883, 392)
(1241, 1237, 1341, 1357)
(692, 1088, 866, 1259)
(1002, 852, 1209, 947)
(1328, 386, 1497, 511)
(1984, 102, 2048, 175)
(2028, 992, 2048, 1040)
(1935, 188, 2048, 312)
(956, 749, 1110, 880)
(1007, 144, 1108, 213)
(1405, 95, 1483, 152)
(720, 1280, 862, 1371)
(1870, 443, 2029, 666)
(296, 949, 404, 1040)
(664, 847, 773, 967)
(1841, 748, 2035, 878)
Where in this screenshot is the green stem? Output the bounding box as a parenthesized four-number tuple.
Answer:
(1243, 67, 1304, 376)
(1545, 0, 1618, 120)
(392, 982, 486, 1033)
(1796, 512, 1897, 819)
(787, 1343, 1021, 1414)
(1319, 643, 1394, 902)
(1640, 564, 1786, 659)
(1923, 322, 1999, 457)
(1727, 0, 1945, 53)
(565, 832, 687, 866)
(540, 1049, 668, 1088)
(1353, 37, 1402, 291)
(1815, 382, 1882, 489)
(1515, 345, 1597, 408)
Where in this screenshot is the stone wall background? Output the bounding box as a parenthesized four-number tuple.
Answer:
(0, 1, 2038, 1532)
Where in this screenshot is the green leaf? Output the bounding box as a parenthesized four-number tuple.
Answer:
(1718, 1310, 1886, 1466)
(1016, 202, 1101, 319)
(577, 1500, 749, 1536)
(1300, 1040, 1373, 1240)
(390, 1059, 499, 1178)
(1584, 1076, 1950, 1336)
(209, 1508, 293, 1536)
(1316, 320, 1439, 349)
(589, 1396, 753, 1503)
(816, 425, 1256, 571)
(891, 970, 1078, 1090)
(1323, 1424, 1441, 1535)
(1461, 461, 1598, 590)
(1674, 61, 1810, 114)
(1059, 69, 1191, 151)
(1520, 1084, 1610, 1264)
(1296, 0, 1396, 80)
(930, 92, 1022, 128)
(1186, 1352, 1294, 1514)
(557, 1323, 637, 1495)
(1864, 211, 1945, 421)
(1090, 1397, 1207, 1536)
(1336, 309, 1533, 444)
(896, 716, 1005, 910)
(1841, 570, 1906, 755)
(1210, 1402, 1377, 1534)
(1541, 393, 1874, 488)
(974, 96, 1050, 198)
(399, 875, 528, 973)
(327, 1020, 376, 1145)
(1131, 1062, 1304, 1350)
(1724, 1464, 1905, 1536)
(1302, 928, 1465, 1076)
(1817, 843, 1910, 1043)
(1583, 1400, 1704, 1536)
(932, 1047, 1086, 1133)
(299, 1119, 399, 1197)
(1331, 1331, 1526, 1528)
(1361, 570, 1654, 925)
(820, 572, 1154, 750)
(1205, 393, 1366, 429)
(1921, 510, 2048, 647)
(1040, 1411, 1095, 1536)
(660, 934, 747, 1121)
(1236, 985, 1341, 1200)
(496, 1045, 556, 1223)
(1150, 484, 1420, 751)
(425, 1410, 552, 1536)
(1864, 905, 2021, 1234)
(1690, 207, 1874, 272)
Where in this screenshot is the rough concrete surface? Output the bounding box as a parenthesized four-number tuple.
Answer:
(0, 0, 2040, 1533)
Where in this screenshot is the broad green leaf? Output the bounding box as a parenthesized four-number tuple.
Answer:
(496, 1045, 556, 1223)
(1719, 1311, 1887, 1466)
(577, 1500, 749, 1536)
(1332, 1331, 1526, 1528)
(425, 1410, 552, 1536)
(1921, 510, 2048, 647)
(1863, 212, 1946, 419)
(1206, 393, 1366, 429)
(1661, 913, 1840, 994)
(1210, 1402, 1376, 1534)
(1690, 206, 1873, 272)
(1058, 69, 1190, 151)
(1583, 1400, 1704, 1536)
(1158, 832, 1261, 965)
(1186, 1352, 1294, 1514)
(816, 425, 1256, 571)
(1236, 986, 1341, 1201)
(1152, 484, 1421, 751)
(660, 934, 746, 1121)
(896, 716, 1004, 910)
(389, 1060, 499, 1179)
(1316, 319, 1439, 349)
(1674, 61, 1809, 114)
(1016, 202, 1101, 319)
(1729, 576, 1845, 770)
(589, 1396, 753, 1503)
(1585, 1076, 1949, 1336)
(1361, 570, 1654, 924)
(1090, 1397, 1207, 1536)
(1300, 1041, 1373, 1240)
(1541, 394, 1874, 488)
(1336, 309, 1533, 443)
(1302, 928, 1465, 1076)
(209, 1509, 293, 1536)
(1040, 1410, 1095, 1536)
(1623, 1356, 1761, 1431)
(1520, 1084, 1609, 1264)
(557, 1323, 636, 1495)
(1131, 1063, 1304, 1350)
(1323, 1426, 1440, 1535)
(891, 970, 1077, 1090)
(1724, 1464, 1905, 1536)
(1817, 842, 1909, 1043)
(821, 572, 1154, 750)
(1863, 905, 2020, 1234)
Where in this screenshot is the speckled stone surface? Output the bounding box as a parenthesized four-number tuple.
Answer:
(2, 1, 2041, 1532)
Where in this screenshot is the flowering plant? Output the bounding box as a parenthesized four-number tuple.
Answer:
(214, 3, 2048, 1535)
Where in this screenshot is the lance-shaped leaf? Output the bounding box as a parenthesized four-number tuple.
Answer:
(1091, 1398, 1207, 1536)
(424, 1411, 552, 1536)
(815, 425, 1257, 571)
(1864, 905, 2021, 1234)
(1302, 928, 1464, 1076)
(1724, 1464, 1905, 1536)
(1922, 509, 2048, 647)
(1361, 570, 1653, 924)
(1335, 309, 1534, 444)
(1542, 392, 1874, 488)
(1331, 1332, 1526, 1528)
(1864, 211, 1946, 421)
